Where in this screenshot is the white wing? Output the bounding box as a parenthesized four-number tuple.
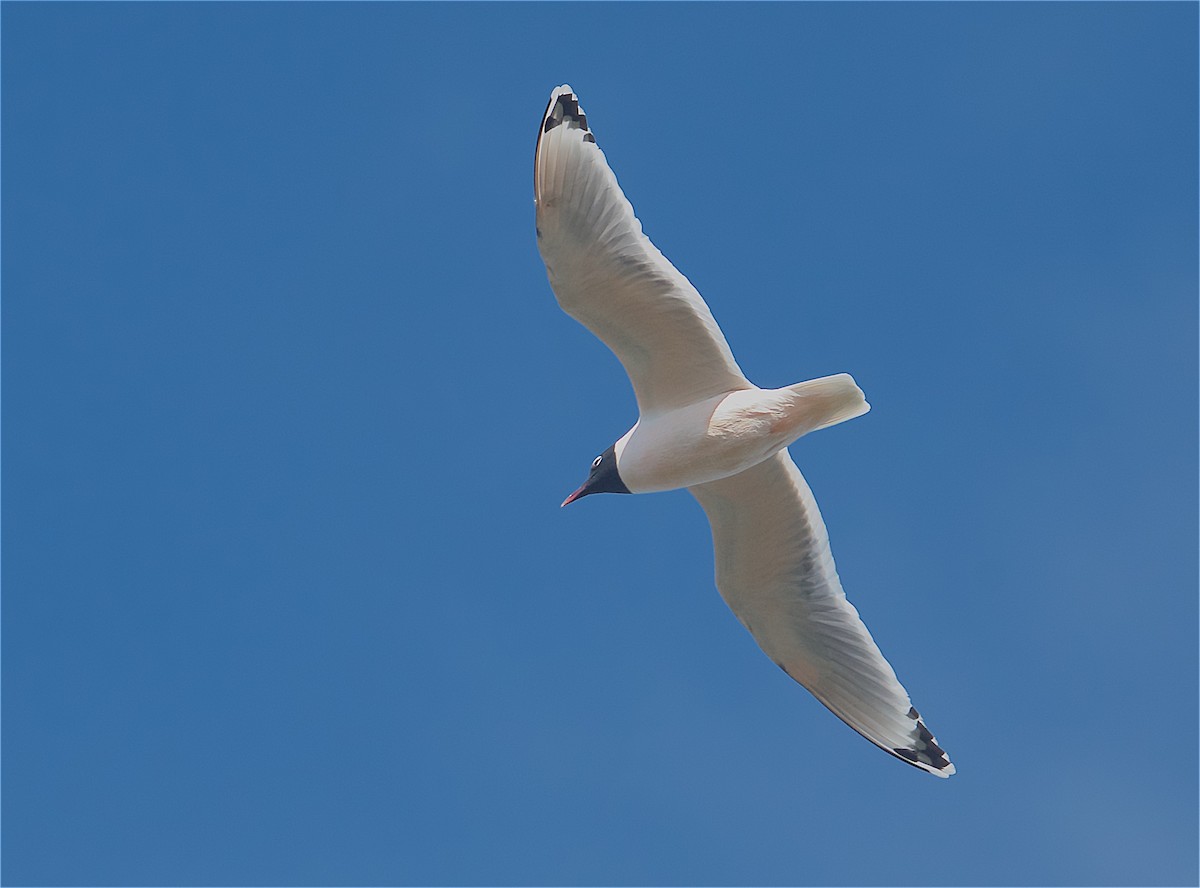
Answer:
(535, 86, 751, 413)
(690, 451, 955, 777)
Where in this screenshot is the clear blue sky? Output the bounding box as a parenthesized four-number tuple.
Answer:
(4, 4, 1196, 886)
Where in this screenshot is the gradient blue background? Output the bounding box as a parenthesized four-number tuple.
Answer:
(4, 3, 1196, 886)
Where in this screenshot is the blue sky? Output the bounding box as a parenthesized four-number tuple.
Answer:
(3, 3, 1196, 885)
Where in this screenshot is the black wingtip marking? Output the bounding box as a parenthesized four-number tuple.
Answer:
(907, 706, 920, 720)
(892, 719, 952, 772)
(559, 94, 586, 129)
(543, 92, 591, 135)
(583, 132, 595, 143)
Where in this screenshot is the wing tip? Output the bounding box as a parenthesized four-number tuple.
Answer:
(890, 707, 955, 777)
(542, 85, 591, 137)
(808, 686, 957, 778)
(535, 85, 600, 207)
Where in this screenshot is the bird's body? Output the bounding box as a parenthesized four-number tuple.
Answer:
(535, 85, 955, 777)
(615, 376, 869, 493)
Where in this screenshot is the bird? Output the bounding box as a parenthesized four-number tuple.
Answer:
(534, 85, 954, 778)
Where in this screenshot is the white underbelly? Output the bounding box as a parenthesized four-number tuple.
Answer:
(617, 390, 792, 493)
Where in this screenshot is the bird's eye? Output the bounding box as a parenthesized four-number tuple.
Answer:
(592, 456, 603, 468)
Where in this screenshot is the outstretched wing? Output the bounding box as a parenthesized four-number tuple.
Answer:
(535, 85, 751, 413)
(690, 450, 955, 777)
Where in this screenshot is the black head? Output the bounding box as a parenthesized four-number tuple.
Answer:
(561, 444, 631, 507)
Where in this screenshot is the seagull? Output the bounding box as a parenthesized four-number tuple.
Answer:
(534, 85, 954, 778)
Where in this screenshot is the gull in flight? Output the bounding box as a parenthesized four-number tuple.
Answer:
(534, 86, 954, 777)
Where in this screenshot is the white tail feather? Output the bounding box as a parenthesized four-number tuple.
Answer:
(783, 373, 870, 434)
